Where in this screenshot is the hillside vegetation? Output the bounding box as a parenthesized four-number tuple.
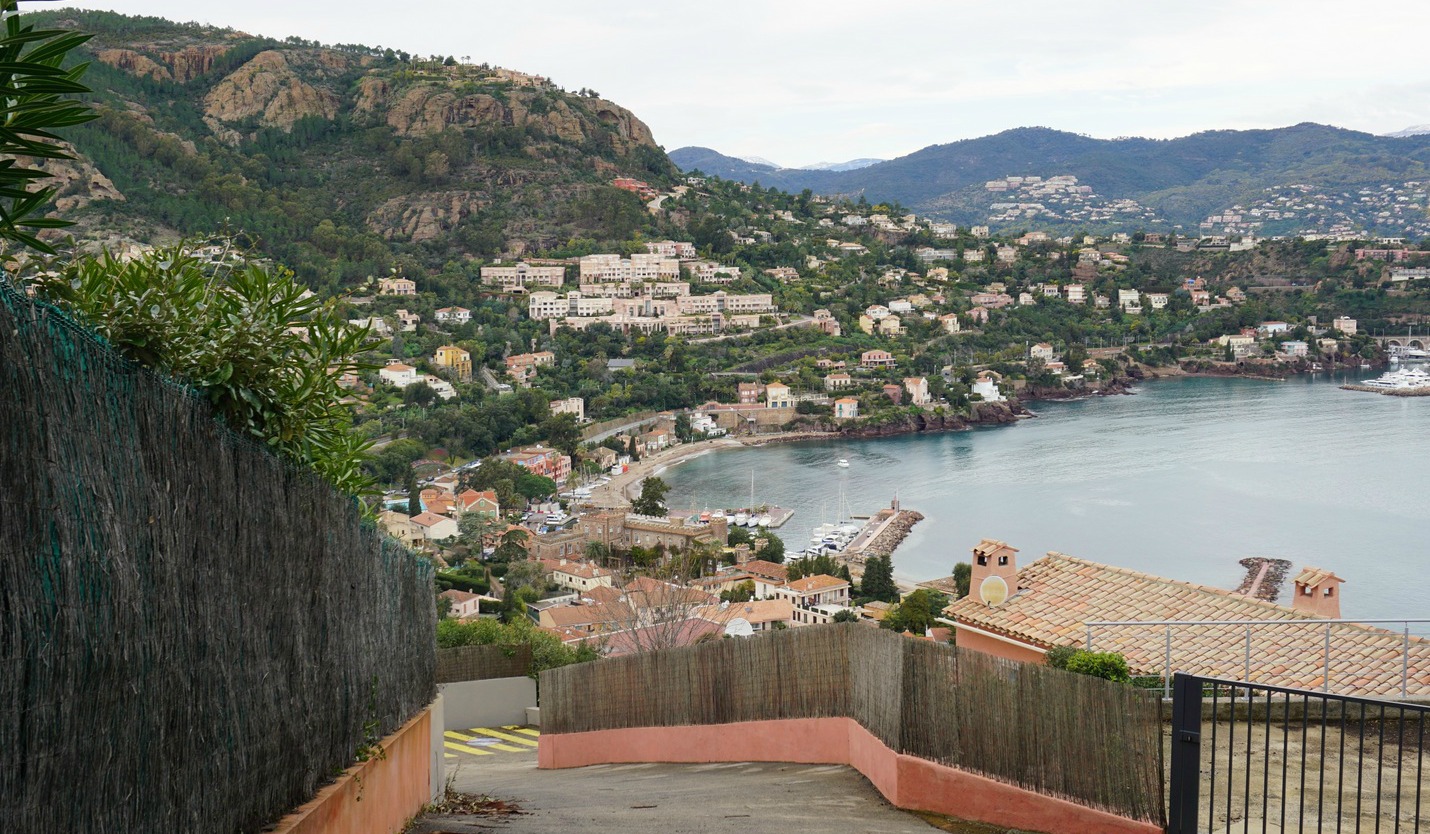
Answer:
(35, 9, 677, 293)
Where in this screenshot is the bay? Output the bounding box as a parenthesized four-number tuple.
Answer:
(661, 369, 1429, 620)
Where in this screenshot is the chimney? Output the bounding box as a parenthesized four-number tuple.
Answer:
(970, 539, 1019, 606)
(1292, 567, 1344, 619)
(733, 543, 752, 565)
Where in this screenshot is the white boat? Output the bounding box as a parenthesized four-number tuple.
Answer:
(733, 512, 749, 526)
(1361, 367, 1430, 390)
(836, 459, 850, 468)
(756, 514, 772, 527)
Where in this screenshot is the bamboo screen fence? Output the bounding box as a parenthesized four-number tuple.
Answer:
(436, 644, 534, 683)
(542, 624, 1166, 824)
(0, 281, 436, 833)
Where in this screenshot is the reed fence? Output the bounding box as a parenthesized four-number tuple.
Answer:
(0, 280, 436, 833)
(436, 644, 533, 683)
(542, 624, 1165, 824)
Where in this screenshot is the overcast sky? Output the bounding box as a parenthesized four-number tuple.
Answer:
(75, 0, 1430, 166)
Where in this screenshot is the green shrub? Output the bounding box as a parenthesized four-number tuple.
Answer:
(1063, 650, 1131, 683)
(1044, 644, 1079, 670)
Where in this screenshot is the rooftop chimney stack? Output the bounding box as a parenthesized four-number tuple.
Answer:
(1292, 567, 1344, 619)
(970, 539, 1019, 607)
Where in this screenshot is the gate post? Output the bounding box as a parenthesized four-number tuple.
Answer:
(1166, 672, 1202, 834)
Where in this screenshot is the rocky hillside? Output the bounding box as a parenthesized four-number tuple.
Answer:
(34, 10, 677, 291)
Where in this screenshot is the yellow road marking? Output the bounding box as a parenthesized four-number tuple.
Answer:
(502, 726, 542, 737)
(470, 727, 539, 747)
(446, 729, 525, 753)
(444, 740, 493, 756)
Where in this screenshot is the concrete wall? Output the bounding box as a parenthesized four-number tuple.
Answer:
(538, 717, 1159, 834)
(270, 703, 435, 834)
(439, 677, 537, 730)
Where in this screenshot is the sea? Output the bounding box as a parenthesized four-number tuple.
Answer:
(660, 368, 1429, 620)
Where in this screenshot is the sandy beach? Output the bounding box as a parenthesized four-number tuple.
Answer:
(584, 430, 838, 510)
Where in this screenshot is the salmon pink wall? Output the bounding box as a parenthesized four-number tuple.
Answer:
(954, 628, 1047, 664)
(270, 706, 434, 834)
(539, 718, 1159, 834)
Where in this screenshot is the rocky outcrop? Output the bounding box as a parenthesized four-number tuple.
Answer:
(96, 44, 232, 82)
(96, 48, 170, 81)
(1020, 377, 1135, 401)
(359, 81, 658, 154)
(203, 50, 343, 135)
(824, 400, 1028, 439)
(366, 191, 488, 242)
(31, 145, 124, 211)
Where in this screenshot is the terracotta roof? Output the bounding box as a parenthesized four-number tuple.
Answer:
(947, 553, 1430, 696)
(1294, 567, 1344, 588)
(586, 618, 725, 658)
(582, 585, 624, 605)
(693, 598, 793, 626)
(549, 560, 612, 581)
(917, 576, 963, 596)
(410, 511, 451, 528)
(740, 560, 789, 583)
(782, 574, 849, 594)
(621, 576, 715, 608)
(542, 601, 632, 629)
(439, 589, 479, 603)
(457, 489, 497, 510)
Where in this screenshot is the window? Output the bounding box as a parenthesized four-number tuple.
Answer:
(998, 556, 1008, 566)
(1324, 587, 1334, 597)
(976, 555, 987, 566)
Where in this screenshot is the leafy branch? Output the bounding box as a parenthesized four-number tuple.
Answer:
(0, 0, 96, 255)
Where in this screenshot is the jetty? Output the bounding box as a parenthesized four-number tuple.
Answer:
(843, 505, 924, 566)
(1340, 383, 1430, 396)
(1234, 557, 1291, 603)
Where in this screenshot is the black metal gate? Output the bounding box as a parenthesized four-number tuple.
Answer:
(1167, 673, 1427, 833)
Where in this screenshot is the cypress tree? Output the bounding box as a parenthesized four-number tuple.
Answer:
(406, 468, 421, 516)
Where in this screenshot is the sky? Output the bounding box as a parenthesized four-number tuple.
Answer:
(75, 0, 1430, 167)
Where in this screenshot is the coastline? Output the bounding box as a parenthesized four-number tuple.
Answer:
(582, 363, 1392, 598)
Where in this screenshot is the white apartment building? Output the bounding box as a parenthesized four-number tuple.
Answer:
(578, 253, 680, 283)
(480, 262, 566, 290)
(550, 397, 585, 421)
(644, 240, 698, 259)
(528, 292, 617, 321)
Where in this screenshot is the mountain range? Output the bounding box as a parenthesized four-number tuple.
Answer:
(672, 125, 1430, 236)
(731, 155, 884, 172)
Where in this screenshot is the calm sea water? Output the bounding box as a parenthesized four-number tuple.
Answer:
(661, 369, 1429, 620)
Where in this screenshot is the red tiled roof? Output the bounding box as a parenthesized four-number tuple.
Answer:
(947, 553, 1430, 696)
(783, 574, 849, 594)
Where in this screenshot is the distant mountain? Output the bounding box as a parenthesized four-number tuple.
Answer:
(800, 158, 884, 172)
(674, 125, 1430, 236)
(735, 154, 781, 168)
(668, 147, 786, 182)
(1385, 124, 1430, 138)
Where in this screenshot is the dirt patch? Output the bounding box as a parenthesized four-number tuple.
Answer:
(1170, 716, 1426, 833)
(407, 790, 525, 833)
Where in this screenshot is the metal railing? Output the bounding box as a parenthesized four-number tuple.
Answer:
(1167, 673, 1427, 834)
(1084, 619, 1430, 699)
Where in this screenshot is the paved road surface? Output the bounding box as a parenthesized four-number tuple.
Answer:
(437, 748, 936, 833)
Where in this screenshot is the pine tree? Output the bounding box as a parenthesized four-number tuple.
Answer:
(861, 555, 899, 602)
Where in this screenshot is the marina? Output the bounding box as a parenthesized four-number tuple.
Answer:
(1341, 365, 1430, 395)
